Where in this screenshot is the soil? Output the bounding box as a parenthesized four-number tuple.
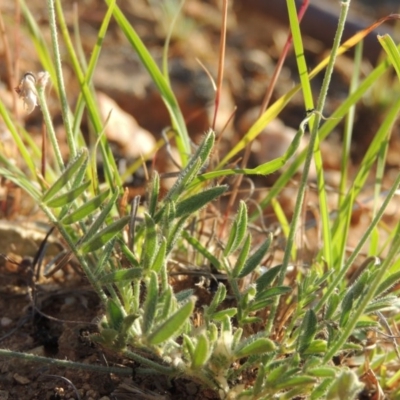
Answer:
(1, 0, 400, 399)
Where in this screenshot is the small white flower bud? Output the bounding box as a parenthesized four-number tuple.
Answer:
(15, 72, 38, 114)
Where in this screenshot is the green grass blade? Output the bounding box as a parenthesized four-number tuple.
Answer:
(105, 0, 190, 164)
(378, 34, 400, 80)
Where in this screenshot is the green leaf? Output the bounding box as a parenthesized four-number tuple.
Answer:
(46, 180, 91, 208)
(355, 320, 379, 330)
(265, 364, 288, 385)
(119, 240, 140, 268)
(151, 238, 166, 273)
(120, 313, 140, 338)
(81, 189, 120, 242)
(182, 230, 222, 270)
(175, 185, 228, 218)
(99, 267, 143, 284)
(183, 334, 195, 360)
(231, 234, 251, 278)
(253, 364, 266, 395)
(61, 189, 110, 224)
(349, 267, 370, 301)
(175, 289, 194, 303)
(248, 299, 274, 313)
(224, 220, 237, 258)
(234, 337, 275, 359)
(311, 378, 335, 400)
(308, 367, 336, 378)
(224, 200, 248, 256)
(105, 0, 191, 162)
(240, 316, 262, 325)
(166, 215, 186, 255)
(325, 292, 340, 320)
(148, 171, 160, 217)
(275, 375, 316, 389)
(163, 131, 215, 203)
(106, 299, 124, 330)
(298, 309, 317, 354)
(255, 286, 292, 302)
(256, 265, 282, 292)
(93, 238, 118, 277)
(340, 291, 354, 328)
(147, 297, 195, 345)
(42, 148, 88, 203)
(80, 215, 130, 254)
(160, 287, 173, 320)
(192, 333, 210, 369)
(211, 308, 237, 321)
(378, 34, 400, 82)
(325, 369, 364, 400)
(206, 283, 227, 317)
(143, 271, 159, 334)
(238, 233, 272, 278)
(375, 270, 400, 297)
(365, 295, 397, 313)
(163, 200, 176, 228)
(302, 339, 327, 354)
(142, 213, 158, 271)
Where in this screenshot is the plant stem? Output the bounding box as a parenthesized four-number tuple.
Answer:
(123, 349, 177, 375)
(36, 83, 64, 172)
(0, 348, 132, 375)
(47, 0, 76, 159)
(266, 0, 351, 333)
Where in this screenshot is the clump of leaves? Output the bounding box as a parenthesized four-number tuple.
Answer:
(2, 1, 400, 399)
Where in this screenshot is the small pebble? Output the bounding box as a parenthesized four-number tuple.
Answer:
(0, 317, 12, 327)
(13, 373, 31, 385)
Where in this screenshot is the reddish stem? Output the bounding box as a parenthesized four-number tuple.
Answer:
(259, 0, 309, 115)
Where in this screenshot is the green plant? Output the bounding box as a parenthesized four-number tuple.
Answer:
(1, 0, 400, 399)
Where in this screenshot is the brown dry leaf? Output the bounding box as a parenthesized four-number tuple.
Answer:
(359, 368, 385, 400)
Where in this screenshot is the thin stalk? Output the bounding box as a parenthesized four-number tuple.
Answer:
(0, 348, 132, 375)
(339, 42, 363, 207)
(212, 0, 228, 131)
(47, 0, 76, 158)
(38, 200, 108, 304)
(266, 0, 352, 333)
(36, 80, 64, 172)
(259, 0, 309, 114)
(123, 349, 177, 375)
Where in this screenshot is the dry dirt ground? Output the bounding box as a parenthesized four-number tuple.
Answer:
(1, 0, 400, 399)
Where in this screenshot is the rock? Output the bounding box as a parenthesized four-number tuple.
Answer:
(13, 373, 31, 385)
(96, 91, 156, 159)
(0, 317, 12, 327)
(0, 220, 62, 257)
